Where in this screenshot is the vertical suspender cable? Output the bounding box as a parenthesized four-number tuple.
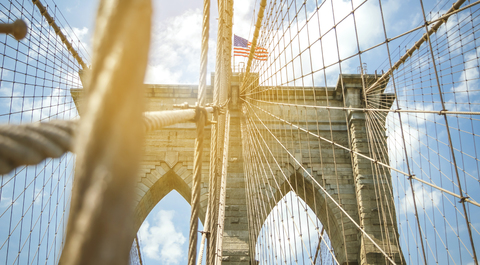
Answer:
(197, 0, 211, 108)
(206, 110, 218, 265)
(207, 0, 227, 263)
(313, 227, 325, 264)
(188, 0, 210, 264)
(188, 113, 206, 265)
(416, 0, 478, 263)
(207, 4, 221, 265)
(196, 205, 210, 265)
(212, 0, 234, 262)
(215, 110, 231, 264)
(376, 0, 429, 263)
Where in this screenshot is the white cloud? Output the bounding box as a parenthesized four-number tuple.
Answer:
(61, 26, 92, 63)
(0, 20, 83, 124)
(382, 8, 480, 198)
(71, 26, 90, 50)
(386, 101, 436, 166)
(25, 19, 91, 64)
(233, 0, 255, 39)
(399, 182, 441, 214)
(0, 85, 76, 124)
(145, 8, 217, 84)
(138, 209, 186, 264)
(446, 47, 480, 112)
(234, 0, 400, 88)
(256, 191, 330, 263)
(145, 63, 182, 84)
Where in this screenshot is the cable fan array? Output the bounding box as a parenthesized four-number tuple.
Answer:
(238, 0, 480, 264)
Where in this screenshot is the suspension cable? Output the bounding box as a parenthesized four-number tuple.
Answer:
(241, 0, 267, 95)
(366, 0, 466, 93)
(187, 0, 210, 263)
(215, 110, 231, 264)
(32, 0, 88, 69)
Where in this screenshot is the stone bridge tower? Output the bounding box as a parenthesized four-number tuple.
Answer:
(72, 73, 403, 265)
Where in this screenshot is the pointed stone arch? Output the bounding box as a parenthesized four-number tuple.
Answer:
(255, 190, 335, 264)
(252, 171, 360, 265)
(115, 75, 403, 265)
(133, 162, 207, 232)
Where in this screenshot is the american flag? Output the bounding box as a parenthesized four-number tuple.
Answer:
(233, 35, 268, 61)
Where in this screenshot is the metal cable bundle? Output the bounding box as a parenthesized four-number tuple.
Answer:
(0, 108, 215, 176)
(0, 119, 77, 174)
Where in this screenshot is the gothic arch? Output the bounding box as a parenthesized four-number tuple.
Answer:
(253, 171, 360, 265)
(133, 163, 206, 232)
(254, 190, 335, 263)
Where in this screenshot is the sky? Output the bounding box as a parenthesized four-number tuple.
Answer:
(45, 1, 324, 264)
(0, 0, 479, 264)
(51, 1, 219, 264)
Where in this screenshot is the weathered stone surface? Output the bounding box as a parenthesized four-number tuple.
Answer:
(71, 73, 404, 264)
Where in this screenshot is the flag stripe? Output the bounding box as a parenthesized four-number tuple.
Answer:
(233, 34, 269, 61)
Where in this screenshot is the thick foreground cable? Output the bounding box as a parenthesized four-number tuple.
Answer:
(0, 108, 215, 176)
(0, 120, 77, 175)
(59, 0, 152, 264)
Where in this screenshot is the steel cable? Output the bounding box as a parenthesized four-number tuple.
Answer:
(188, 111, 205, 265)
(0, 120, 77, 175)
(0, 108, 210, 178)
(189, 0, 210, 264)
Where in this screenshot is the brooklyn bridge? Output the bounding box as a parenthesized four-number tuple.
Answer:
(0, 0, 479, 264)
